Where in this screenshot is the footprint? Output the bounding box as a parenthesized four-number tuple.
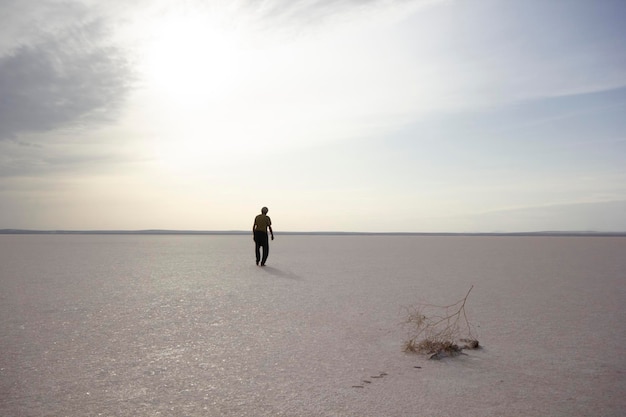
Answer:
(352, 372, 387, 388)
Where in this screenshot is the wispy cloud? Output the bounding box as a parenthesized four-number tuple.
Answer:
(468, 200, 626, 232)
(0, 18, 134, 141)
(247, 0, 426, 30)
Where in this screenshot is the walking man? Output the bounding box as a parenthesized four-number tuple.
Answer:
(253, 206, 274, 266)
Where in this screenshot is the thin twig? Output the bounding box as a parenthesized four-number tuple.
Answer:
(403, 286, 478, 357)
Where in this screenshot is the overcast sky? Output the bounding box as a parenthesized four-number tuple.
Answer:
(1, 0, 625, 232)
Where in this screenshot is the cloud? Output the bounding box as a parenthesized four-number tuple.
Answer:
(0, 12, 134, 141)
(444, 0, 626, 100)
(248, 0, 418, 28)
(468, 200, 626, 232)
(0, 139, 123, 178)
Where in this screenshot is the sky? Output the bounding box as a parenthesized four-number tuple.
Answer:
(1, 0, 625, 233)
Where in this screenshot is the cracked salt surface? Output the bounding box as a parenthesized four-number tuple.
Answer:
(1, 234, 625, 416)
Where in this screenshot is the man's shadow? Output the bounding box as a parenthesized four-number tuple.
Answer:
(259, 266, 301, 280)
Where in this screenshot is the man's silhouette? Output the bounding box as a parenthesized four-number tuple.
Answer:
(253, 206, 274, 266)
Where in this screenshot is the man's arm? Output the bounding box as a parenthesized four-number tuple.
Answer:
(269, 225, 274, 240)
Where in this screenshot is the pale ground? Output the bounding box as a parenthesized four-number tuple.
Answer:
(1, 235, 625, 416)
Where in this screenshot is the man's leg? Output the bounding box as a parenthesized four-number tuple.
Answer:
(254, 233, 261, 265)
(261, 233, 269, 266)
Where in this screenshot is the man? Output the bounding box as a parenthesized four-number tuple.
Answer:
(253, 206, 274, 266)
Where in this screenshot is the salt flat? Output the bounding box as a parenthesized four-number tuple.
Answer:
(1, 235, 625, 416)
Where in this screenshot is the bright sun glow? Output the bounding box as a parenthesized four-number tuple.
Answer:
(140, 10, 248, 100)
(133, 7, 259, 173)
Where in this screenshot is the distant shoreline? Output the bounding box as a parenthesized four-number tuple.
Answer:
(1, 229, 625, 237)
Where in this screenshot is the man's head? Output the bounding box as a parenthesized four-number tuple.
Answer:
(261, 207, 268, 214)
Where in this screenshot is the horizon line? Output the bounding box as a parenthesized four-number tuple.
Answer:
(1, 229, 625, 237)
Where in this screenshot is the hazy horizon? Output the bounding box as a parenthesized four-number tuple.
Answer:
(2, 228, 625, 236)
(1, 0, 625, 233)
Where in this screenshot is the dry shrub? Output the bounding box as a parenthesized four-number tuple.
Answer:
(403, 286, 480, 359)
